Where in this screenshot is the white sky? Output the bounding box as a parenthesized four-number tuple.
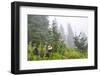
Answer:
(48, 16, 88, 36)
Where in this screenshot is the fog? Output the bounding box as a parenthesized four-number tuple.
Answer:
(48, 16, 88, 36)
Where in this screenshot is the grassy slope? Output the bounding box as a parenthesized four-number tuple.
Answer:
(28, 43, 88, 61)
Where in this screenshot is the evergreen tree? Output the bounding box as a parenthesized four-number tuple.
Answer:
(59, 25, 66, 42)
(48, 18, 60, 52)
(28, 15, 49, 47)
(67, 23, 75, 48)
(74, 32, 88, 51)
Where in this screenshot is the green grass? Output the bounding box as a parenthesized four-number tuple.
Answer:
(28, 42, 88, 61)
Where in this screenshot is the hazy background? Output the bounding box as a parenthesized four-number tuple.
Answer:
(48, 16, 88, 36)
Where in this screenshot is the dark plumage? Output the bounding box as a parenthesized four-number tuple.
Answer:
(33, 48, 40, 56)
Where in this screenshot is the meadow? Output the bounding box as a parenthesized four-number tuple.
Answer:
(28, 41, 88, 61)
